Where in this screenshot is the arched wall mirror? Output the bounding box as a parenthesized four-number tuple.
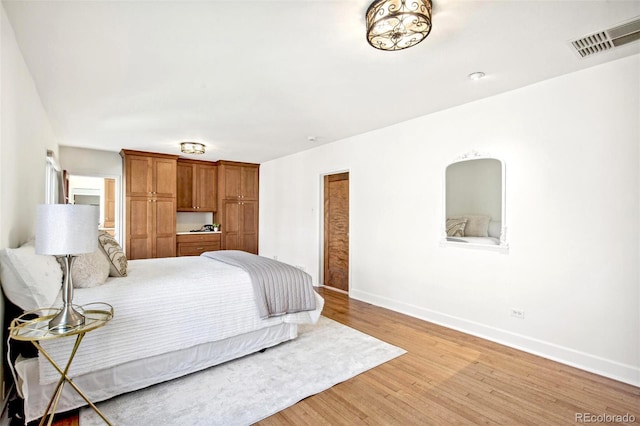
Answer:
(442, 152, 508, 252)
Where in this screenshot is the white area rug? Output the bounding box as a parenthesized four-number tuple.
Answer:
(80, 316, 406, 426)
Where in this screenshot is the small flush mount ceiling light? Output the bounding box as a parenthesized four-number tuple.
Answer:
(468, 72, 486, 81)
(180, 142, 205, 155)
(366, 0, 432, 51)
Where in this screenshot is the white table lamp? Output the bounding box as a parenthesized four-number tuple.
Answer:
(36, 204, 98, 333)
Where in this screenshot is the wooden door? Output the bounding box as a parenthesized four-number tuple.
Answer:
(222, 200, 240, 250)
(197, 164, 217, 211)
(127, 197, 153, 260)
(240, 200, 258, 254)
(153, 158, 177, 198)
(177, 162, 195, 211)
(103, 178, 116, 229)
(241, 166, 259, 200)
(126, 156, 153, 197)
(154, 198, 176, 257)
(324, 172, 349, 292)
(222, 165, 242, 199)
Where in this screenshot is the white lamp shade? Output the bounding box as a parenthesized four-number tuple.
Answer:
(35, 204, 99, 255)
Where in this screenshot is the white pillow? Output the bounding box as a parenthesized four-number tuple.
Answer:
(69, 249, 110, 288)
(0, 241, 62, 311)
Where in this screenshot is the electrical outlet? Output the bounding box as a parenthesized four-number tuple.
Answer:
(295, 265, 305, 272)
(273, 255, 278, 261)
(510, 308, 525, 319)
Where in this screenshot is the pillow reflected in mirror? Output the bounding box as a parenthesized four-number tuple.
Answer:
(446, 218, 467, 237)
(450, 215, 490, 237)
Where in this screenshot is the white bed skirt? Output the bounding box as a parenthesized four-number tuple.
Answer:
(16, 322, 297, 423)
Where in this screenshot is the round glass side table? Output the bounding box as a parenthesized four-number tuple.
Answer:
(9, 302, 114, 426)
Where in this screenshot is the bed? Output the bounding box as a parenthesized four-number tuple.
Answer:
(0, 240, 323, 424)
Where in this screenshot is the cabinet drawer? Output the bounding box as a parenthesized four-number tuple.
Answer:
(176, 233, 221, 244)
(176, 242, 221, 256)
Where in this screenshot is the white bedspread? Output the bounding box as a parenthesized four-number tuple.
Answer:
(39, 256, 322, 385)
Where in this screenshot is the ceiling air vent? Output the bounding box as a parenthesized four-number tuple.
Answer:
(570, 16, 640, 58)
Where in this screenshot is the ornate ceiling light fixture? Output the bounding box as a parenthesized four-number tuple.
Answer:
(366, 0, 432, 51)
(180, 142, 205, 155)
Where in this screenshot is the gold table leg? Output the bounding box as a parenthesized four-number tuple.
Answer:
(32, 333, 113, 426)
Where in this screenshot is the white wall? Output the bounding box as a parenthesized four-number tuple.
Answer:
(260, 55, 640, 386)
(59, 146, 121, 177)
(0, 3, 58, 402)
(1, 4, 58, 249)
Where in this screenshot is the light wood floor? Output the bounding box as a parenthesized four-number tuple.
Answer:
(52, 287, 639, 425)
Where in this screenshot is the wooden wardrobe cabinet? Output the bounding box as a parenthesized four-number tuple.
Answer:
(220, 199, 258, 254)
(218, 161, 259, 201)
(124, 153, 177, 198)
(217, 161, 259, 254)
(177, 159, 217, 212)
(122, 150, 178, 260)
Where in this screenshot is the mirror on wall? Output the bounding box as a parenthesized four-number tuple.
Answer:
(442, 153, 508, 252)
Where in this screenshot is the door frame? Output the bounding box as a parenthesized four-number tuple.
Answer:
(319, 169, 351, 293)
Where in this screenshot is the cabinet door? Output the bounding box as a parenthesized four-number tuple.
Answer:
(240, 200, 258, 254)
(197, 164, 217, 211)
(222, 165, 242, 199)
(154, 198, 176, 258)
(153, 158, 177, 198)
(126, 156, 153, 197)
(222, 200, 240, 250)
(177, 163, 196, 211)
(127, 197, 153, 260)
(221, 200, 258, 253)
(241, 167, 259, 200)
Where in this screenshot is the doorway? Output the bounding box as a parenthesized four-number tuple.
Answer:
(323, 172, 349, 292)
(67, 175, 121, 243)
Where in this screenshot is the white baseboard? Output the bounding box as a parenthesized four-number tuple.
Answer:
(350, 289, 640, 387)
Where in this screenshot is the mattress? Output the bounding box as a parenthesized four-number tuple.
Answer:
(38, 255, 321, 384)
(17, 322, 297, 423)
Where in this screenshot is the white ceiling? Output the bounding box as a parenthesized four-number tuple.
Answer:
(3, 0, 640, 163)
